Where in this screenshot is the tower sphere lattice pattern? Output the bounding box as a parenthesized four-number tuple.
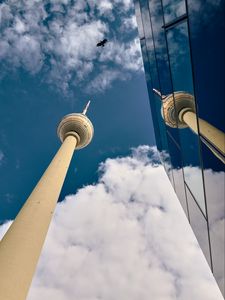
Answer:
(57, 113, 94, 149)
(161, 91, 195, 128)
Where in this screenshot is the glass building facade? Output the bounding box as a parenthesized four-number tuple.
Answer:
(134, 0, 225, 296)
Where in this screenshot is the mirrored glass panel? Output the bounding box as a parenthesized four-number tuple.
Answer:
(140, 0, 159, 89)
(162, 0, 186, 24)
(139, 41, 174, 184)
(134, 0, 144, 39)
(166, 21, 206, 215)
(185, 184, 212, 269)
(140, 39, 162, 152)
(187, 0, 225, 135)
(139, 1, 174, 183)
(148, 0, 180, 145)
(200, 140, 225, 295)
(167, 133, 189, 217)
(154, 95, 174, 185)
(187, 2, 225, 292)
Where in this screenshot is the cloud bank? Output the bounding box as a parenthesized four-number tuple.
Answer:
(1, 146, 222, 299)
(0, 0, 143, 94)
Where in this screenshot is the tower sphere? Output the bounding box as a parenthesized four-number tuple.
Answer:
(57, 113, 94, 149)
(161, 91, 195, 128)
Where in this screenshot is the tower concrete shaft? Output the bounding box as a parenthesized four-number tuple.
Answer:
(0, 135, 77, 300)
(0, 105, 94, 300)
(179, 109, 225, 162)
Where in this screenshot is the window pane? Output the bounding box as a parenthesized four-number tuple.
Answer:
(148, 0, 180, 145)
(139, 0, 174, 182)
(134, 0, 144, 39)
(187, 3, 225, 293)
(186, 185, 212, 268)
(200, 140, 225, 295)
(166, 21, 206, 215)
(140, 40, 161, 152)
(162, 0, 186, 23)
(167, 133, 189, 217)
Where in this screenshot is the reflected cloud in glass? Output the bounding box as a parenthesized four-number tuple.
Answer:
(162, 0, 186, 24)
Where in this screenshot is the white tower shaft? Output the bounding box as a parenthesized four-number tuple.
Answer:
(179, 109, 225, 162)
(0, 135, 77, 300)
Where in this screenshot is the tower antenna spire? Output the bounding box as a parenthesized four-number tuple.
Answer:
(82, 100, 91, 115)
(153, 88, 166, 99)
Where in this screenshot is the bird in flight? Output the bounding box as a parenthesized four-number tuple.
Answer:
(96, 39, 108, 47)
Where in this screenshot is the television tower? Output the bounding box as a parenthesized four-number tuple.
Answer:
(0, 102, 94, 300)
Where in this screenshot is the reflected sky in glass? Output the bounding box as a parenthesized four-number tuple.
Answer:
(148, 0, 181, 145)
(135, 0, 225, 295)
(187, 1, 225, 294)
(185, 185, 212, 268)
(166, 21, 206, 214)
(162, 0, 186, 23)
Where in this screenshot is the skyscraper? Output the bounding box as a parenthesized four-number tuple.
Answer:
(0, 103, 94, 300)
(134, 0, 225, 296)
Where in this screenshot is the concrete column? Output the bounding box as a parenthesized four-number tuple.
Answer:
(0, 135, 77, 300)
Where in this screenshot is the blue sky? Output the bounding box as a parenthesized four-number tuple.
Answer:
(0, 1, 223, 299)
(0, 0, 154, 221)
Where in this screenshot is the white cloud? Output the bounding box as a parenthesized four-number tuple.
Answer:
(1, 146, 223, 299)
(0, 0, 142, 94)
(86, 69, 123, 93)
(1, 146, 222, 299)
(120, 15, 137, 32)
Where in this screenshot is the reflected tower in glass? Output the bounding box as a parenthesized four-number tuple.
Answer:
(134, 0, 225, 296)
